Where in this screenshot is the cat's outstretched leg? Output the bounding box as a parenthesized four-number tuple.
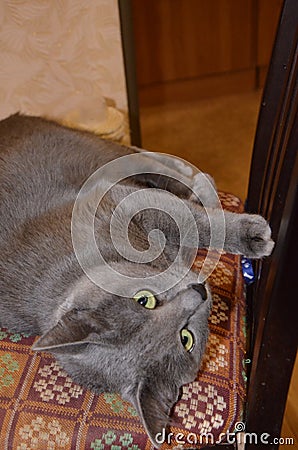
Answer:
(112, 185, 274, 259)
(188, 172, 219, 208)
(131, 148, 219, 207)
(171, 201, 274, 258)
(217, 210, 274, 258)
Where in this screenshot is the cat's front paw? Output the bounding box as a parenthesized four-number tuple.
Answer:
(240, 214, 274, 258)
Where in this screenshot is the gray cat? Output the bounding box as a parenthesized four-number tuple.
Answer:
(0, 114, 274, 447)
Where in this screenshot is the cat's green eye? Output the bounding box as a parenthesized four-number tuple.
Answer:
(181, 329, 195, 352)
(133, 290, 156, 309)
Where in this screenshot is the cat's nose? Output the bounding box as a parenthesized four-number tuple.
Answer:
(188, 283, 207, 300)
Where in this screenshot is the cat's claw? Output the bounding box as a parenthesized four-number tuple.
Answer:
(240, 214, 274, 258)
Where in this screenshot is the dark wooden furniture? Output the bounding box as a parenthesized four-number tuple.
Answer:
(245, 0, 298, 447)
(130, 0, 282, 105)
(118, 0, 142, 146)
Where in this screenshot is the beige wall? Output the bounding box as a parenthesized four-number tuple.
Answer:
(0, 0, 128, 135)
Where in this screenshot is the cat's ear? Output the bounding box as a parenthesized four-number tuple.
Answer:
(133, 380, 179, 448)
(32, 309, 106, 351)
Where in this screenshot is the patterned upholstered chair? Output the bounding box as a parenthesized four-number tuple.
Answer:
(0, 1, 297, 449)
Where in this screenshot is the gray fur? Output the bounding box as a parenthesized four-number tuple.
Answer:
(0, 115, 274, 447)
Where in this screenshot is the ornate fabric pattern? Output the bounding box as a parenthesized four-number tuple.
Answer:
(0, 193, 246, 449)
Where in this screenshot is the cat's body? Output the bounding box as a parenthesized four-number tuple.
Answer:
(0, 115, 274, 447)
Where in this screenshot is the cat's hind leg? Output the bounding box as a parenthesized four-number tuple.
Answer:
(132, 147, 219, 207)
(189, 172, 219, 208)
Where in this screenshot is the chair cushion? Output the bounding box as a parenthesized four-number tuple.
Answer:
(0, 192, 246, 449)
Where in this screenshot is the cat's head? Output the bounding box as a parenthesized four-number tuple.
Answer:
(33, 264, 212, 447)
